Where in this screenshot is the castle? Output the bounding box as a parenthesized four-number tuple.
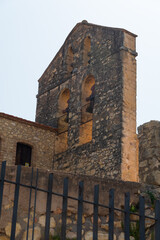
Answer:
(0, 21, 160, 186)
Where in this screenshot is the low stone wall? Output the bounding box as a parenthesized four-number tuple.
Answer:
(0, 165, 159, 239)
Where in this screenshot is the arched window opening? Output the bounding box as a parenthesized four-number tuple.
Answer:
(79, 75, 95, 145)
(15, 143, 32, 166)
(83, 36, 91, 66)
(58, 89, 70, 134)
(55, 89, 70, 154)
(66, 47, 74, 73)
(81, 75, 95, 123)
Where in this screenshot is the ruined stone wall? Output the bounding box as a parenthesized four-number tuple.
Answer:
(36, 22, 138, 181)
(0, 164, 158, 240)
(0, 113, 56, 170)
(138, 121, 160, 185)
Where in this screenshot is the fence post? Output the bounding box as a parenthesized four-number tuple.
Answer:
(109, 188, 114, 240)
(77, 181, 84, 240)
(0, 161, 6, 217)
(32, 169, 38, 240)
(61, 177, 68, 240)
(93, 184, 99, 240)
(45, 173, 53, 240)
(124, 192, 130, 240)
(26, 167, 34, 240)
(11, 165, 21, 240)
(155, 200, 160, 240)
(139, 195, 145, 240)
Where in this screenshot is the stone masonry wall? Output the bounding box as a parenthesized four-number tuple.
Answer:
(0, 113, 56, 170)
(36, 21, 138, 181)
(138, 121, 160, 185)
(0, 164, 159, 240)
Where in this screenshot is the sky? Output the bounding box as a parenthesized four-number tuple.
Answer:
(0, 0, 160, 128)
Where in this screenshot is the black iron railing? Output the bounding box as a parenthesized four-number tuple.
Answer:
(0, 161, 160, 240)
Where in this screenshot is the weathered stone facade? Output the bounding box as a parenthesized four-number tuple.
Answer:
(0, 113, 56, 170)
(36, 21, 138, 181)
(138, 121, 160, 185)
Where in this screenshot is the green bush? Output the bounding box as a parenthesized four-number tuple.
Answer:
(146, 191, 157, 208)
(50, 235, 76, 240)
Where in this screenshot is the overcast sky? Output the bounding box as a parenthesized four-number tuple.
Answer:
(0, 0, 160, 128)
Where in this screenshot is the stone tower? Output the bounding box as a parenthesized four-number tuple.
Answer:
(36, 21, 138, 181)
(138, 121, 160, 185)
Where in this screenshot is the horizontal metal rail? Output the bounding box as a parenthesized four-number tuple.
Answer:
(0, 176, 157, 221)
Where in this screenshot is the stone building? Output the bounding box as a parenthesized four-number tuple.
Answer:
(1, 21, 160, 240)
(0, 113, 56, 170)
(36, 21, 138, 182)
(0, 21, 159, 184)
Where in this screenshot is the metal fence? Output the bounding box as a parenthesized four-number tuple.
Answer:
(0, 161, 160, 240)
